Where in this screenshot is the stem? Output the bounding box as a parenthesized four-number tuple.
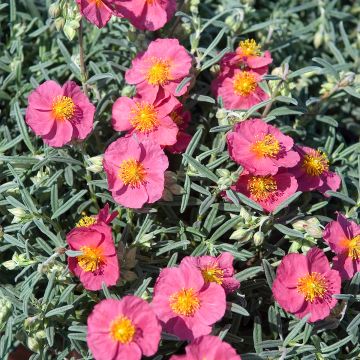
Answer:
(78, 20, 89, 97)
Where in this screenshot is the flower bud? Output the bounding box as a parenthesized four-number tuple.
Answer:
(48, 2, 61, 18)
(121, 85, 136, 97)
(54, 17, 65, 31)
(239, 207, 252, 223)
(86, 155, 104, 173)
(63, 22, 77, 41)
(0, 297, 12, 330)
(253, 231, 264, 246)
(313, 29, 324, 49)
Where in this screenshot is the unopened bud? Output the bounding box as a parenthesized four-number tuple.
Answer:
(253, 231, 264, 246)
(48, 2, 61, 18)
(54, 17, 65, 31)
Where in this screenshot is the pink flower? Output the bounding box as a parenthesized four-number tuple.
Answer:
(87, 296, 161, 360)
(235, 39, 273, 70)
(227, 119, 300, 175)
(216, 69, 269, 109)
(170, 335, 241, 360)
(272, 247, 341, 323)
(103, 136, 169, 209)
(75, 203, 118, 228)
(76, 0, 118, 28)
(180, 252, 240, 294)
(323, 213, 360, 280)
(26, 80, 95, 147)
(166, 131, 192, 154)
(114, 0, 176, 31)
(232, 170, 298, 213)
(125, 39, 193, 97)
(292, 146, 341, 195)
(152, 264, 226, 341)
(67, 224, 119, 291)
(112, 90, 179, 147)
(168, 106, 192, 131)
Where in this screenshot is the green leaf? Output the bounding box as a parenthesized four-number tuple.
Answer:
(45, 305, 74, 318)
(274, 224, 304, 239)
(13, 102, 35, 154)
(183, 154, 219, 183)
(51, 190, 88, 219)
(283, 314, 310, 347)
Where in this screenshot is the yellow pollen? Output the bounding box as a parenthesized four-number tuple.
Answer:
(170, 111, 184, 126)
(130, 102, 159, 133)
(170, 288, 201, 317)
(201, 264, 224, 285)
(110, 316, 136, 344)
(77, 246, 105, 272)
(52, 96, 75, 121)
(238, 39, 261, 57)
(76, 216, 97, 228)
(146, 0, 155, 4)
(233, 71, 257, 96)
(302, 150, 329, 176)
(118, 159, 146, 187)
(340, 235, 360, 260)
(297, 272, 328, 302)
(248, 175, 277, 201)
(146, 58, 172, 86)
(251, 134, 281, 158)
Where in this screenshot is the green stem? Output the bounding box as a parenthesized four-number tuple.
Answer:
(78, 20, 88, 97)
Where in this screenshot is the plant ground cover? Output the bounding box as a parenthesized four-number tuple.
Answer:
(0, 0, 360, 359)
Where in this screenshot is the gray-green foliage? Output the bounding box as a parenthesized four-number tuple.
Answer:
(0, 0, 360, 359)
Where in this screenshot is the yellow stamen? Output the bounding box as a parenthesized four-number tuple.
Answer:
(170, 111, 184, 126)
(340, 235, 360, 260)
(76, 216, 97, 228)
(248, 175, 277, 201)
(52, 96, 75, 121)
(302, 150, 329, 176)
(110, 316, 136, 344)
(238, 39, 261, 57)
(90, 0, 103, 6)
(233, 71, 257, 96)
(146, 57, 172, 86)
(297, 272, 328, 302)
(118, 159, 146, 187)
(201, 264, 224, 285)
(77, 246, 105, 272)
(130, 102, 159, 133)
(251, 134, 281, 158)
(169, 288, 201, 316)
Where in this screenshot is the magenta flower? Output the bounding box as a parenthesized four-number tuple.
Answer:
(87, 296, 162, 360)
(216, 69, 269, 110)
(293, 146, 341, 195)
(152, 264, 226, 341)
(25, 80, 95, 147)
(75, 203, 118, 228)
(180, 252, 240, 294)
(112, 90, 180, 146)
(166, 106, 192, 153)
(76, 0, 119, 28)
(232, 170, 298, 213)
(227, 119, 300, 175)
(67, 224, 119, 291)
(103, 136, 169, 209)
(170, 335, 241, 360)
(125, 39, 193, 97)
(114, 0, 176, 31)
(323, 213, 360, 280)
(272, 247, 341, 323)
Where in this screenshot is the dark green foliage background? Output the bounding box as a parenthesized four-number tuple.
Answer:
(0, 0, 359, 359)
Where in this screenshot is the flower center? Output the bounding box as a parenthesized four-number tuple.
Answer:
(248, 175, 277, 201)
(251, 134, 281, 158)
(170, 111, 184, 126)
(297, 272, 328, 302)
(130, 102, 159, 133)
(146, 58, 171, 86)
(233, 71, 257, 96)
(76, 216, 97, 228)
(201, 264, 224, 285)
(341, 235, 360, 260)
(90, 0, 103, 6)
(146, 0, 155, 4)
(302, 150, 329, 176)
(238, 39, 261, 57)
(169, 288, 201, 317)
(77, 246, 105, 272)
(118, 159, 147, 187)
(110, 316, 136, 344)
(52, 96, 75, 121)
